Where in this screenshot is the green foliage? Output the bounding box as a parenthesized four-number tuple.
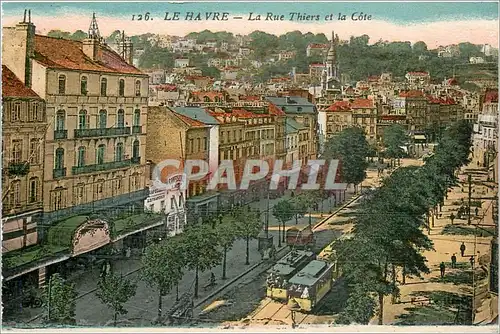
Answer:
(183, 224, 222, 273)
(141, 236, 186, 296)
(200, 65, 221, 79)
(382, 124, 408, 159)
(186, 30, 235, 44)
(323, 127, 370, 186)
(217, 218, 239, 250)
(44, 274, 77, 325)
(47, 29, 87, 41)
(336, 284, 376, 324)
(139, 46, 175, 69)
(96, 272, 137, 325)
(272, 199, 295, 224)
(234, 207, 262, 240)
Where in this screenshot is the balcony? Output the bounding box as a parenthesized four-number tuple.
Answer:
(53, 167, 67, 179)
(54, 130, 68, 140)
(131, 156, 141, 164)
(132, 126, 142, 134)
(71, 158, 140, 175)
(74, 127, 131, 139)
(7, 161, 30, 177)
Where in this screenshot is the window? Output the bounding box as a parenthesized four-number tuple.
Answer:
(132, 140, 140, 158)
(12, 139, 22, 163)
(171, 196, 176, 209)
(133, 109, 141, 126)
(203, 138, 207, 150)
(203, 96, 210, 102)
(12, 180, 21, 206)
(179, 193, 184, 207)
(117, 109, 125, 128)
(11, 102, 21, 122)
(119, 79, 125, 97)
(81, 76, 88, 95)
(56, 110, 65, 130)
(55, 148, 65, 169)
(29, 177, 39, 203)
(96, 179, 104, 194)
(75, 183, 85, 204)
(30, 103, 39, 122)
(196, 138, 200, 152)
(29, 138, 40, 164)
(100, 78, 107, 96)
(77, 147, 86, 167)
(130, 173, 139, 190)
(51, 187, 64, 211)
(78, 110, 87, 129)
(97, 145, 105, 165)
(297, 107, 303, 112)
(115, 142, 124, 162)
(58, 75, 66, 94)
(98, 110, 107, 128)
(135, 80, 141, 97)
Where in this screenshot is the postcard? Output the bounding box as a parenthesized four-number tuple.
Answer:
(1, 1, 498, 332)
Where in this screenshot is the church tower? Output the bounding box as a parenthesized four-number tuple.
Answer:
(321, 31, 341, 95)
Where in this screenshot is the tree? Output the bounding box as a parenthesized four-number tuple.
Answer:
(200, 65, 221, 79)
(71, 30, 87, 41)
(44, 273, 77, 325)
(47, 30, 71, 39)
(382, 124, 408, 166)
(183, 225, 222, 298)
(412, 41, 428, 54)
(272, 199, 295, 244)
(216, 218, 239, 278)
(291, 196, 308, 225)
(336, 284, 377, 324)
(141, 236, 185, 319)
(234, 207, 262, 265)
(96, 272, 137, 326)
(323, 127, 370, 192)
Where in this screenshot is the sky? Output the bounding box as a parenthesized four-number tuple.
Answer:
(2, 1, 499, 48)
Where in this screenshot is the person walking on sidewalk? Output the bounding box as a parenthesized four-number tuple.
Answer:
(475, 207, 479, 216)
(451, 254, 457, 268)
(439, 262, 446, 278)
(450, 213, 456, 225)
(460, 242, 466, 257)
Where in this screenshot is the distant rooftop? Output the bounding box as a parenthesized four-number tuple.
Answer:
(171, 107, 219, 125)
(265, 96, 316, 114)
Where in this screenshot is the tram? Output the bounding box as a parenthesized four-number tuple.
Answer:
(266, 250, 315, 301)
(286, 259, 335, 312)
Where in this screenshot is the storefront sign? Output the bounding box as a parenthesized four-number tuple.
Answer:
(72, 219, 110, 256)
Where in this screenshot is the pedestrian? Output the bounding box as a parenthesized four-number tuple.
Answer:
(439, 262, 446, 278)
(475, 207, 479, 216)
(469, 255, 475, 268)
(450, 213, 456, 225)
(451, 254, 457, 268)
(460, 242, 466, 257)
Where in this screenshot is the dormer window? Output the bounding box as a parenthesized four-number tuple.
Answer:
(58, 75, 66, 95)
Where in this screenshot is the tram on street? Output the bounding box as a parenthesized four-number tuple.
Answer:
(286, 259, 335, 312)
(266, 250, 315, 301)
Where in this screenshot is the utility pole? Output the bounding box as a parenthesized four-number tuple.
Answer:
(468, 174, 472, 225)
(265, 190, 270, 239)
(47, 275, 52, 321)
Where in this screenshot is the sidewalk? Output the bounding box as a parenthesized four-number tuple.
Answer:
(376, 159, 498, 325)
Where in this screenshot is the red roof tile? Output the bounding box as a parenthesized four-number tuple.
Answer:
(399, 90, 425, 98)
(269, 102, 286, 116)
(33, 35, 144, 75)
(484, 89, 498, 103)
(326, 100, 351, 112)
(2, 65, 41, 98)
(351, 98, 375, 109)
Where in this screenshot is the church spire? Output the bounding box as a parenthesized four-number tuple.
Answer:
(88, 12, 101, 40)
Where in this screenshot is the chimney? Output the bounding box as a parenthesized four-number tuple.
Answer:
(2, 9, 36, 86)
(82, 13, 101, 61)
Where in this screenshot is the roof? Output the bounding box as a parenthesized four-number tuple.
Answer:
(399, 90, 425, 98)
(268, 263, 296, 276)
(288, 260, 333, 286)
(326, 100, 351, 112)
(484, 89, 498, 103)
(350, 98, 375, 109)
(285, 117, 305, 134)
(171, 107, 219, 125)
(277, 250, 314, 267)
(171, 111, 206, 127)
(265, 96, 316, 114)
(407, 71, 429, 76)
(268, 102, 286, 116)
(33, 35, 144, 75)
(2, 65, 41, 98)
